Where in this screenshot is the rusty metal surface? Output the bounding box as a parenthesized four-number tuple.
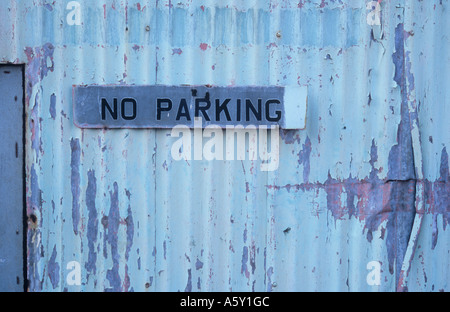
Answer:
(0, 0, 448, 291)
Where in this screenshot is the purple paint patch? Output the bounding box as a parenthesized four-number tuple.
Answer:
(249, 245, 256, 275)
(124, 265, 131, 292)
(342, 174, 360, 219)
(241, 246, 250, 279)
(386, 23, 417, 288)
(172, 48, 183, 55)
(124, 191, 134, 292)
(185, 269, 192, 292)
(85, 170, 98, 276)
(43, 2, 53, 11)
(439, 147, 448, 182)
(125, 195, 134, 261)
(195, 258, 203, 270)
(280, 129, 300, 144)
(101, 215, 108, 259)
(30, 91, 43, 158)
(388, 26, 416, 181)
(70, 138, 81, 236)
(49, 93, 56, 120)
(298, 136, 311, 182)
(105, 182, 121, 292)
(47, 245, 60, 289)
(29, 164, 42, 216)
(323, 172, 346, 221)
(385, 180, 416, 278)
(266, 266, 273, 292)
(27, 228, 43, 291)
(427, 147, 450, 249)
(24, 43, 55, 101)
(163, 240, 167, 260)
(27, 164, 43, 291)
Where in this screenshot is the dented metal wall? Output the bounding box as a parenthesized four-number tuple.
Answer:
(0, 0, 448, 292)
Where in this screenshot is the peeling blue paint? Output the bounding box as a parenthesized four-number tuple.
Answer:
(85, 170, 97, 276)
(195, 258, 203, 270)
(49, 93, 56, 120)
(249, 245, 256, 275)
(24, 43, 54, 101)
(427, 147, 450, 249)
(1, 0, 447, 293)
(266, 266, 273, 292)
(241, 246, 249, 279)
(30, 91, 42, 158)
(29, 164, 42, 215)
(389, 22, 416, 182)
(27, 228, 43, 292)
(197, 277, 201, 290)
(125, 190, 134, 262)
(70, 138, 80, 236)
(47, 245, 60, 289)
(268, 134, 419, 290)
(27, 164, 43, 291)
(185, 269, 192, 292)
(105, 182, 121, 292)
(163, 240, 167, 260)
(101, 215, 109, 259)
(280, 129, 300, 144)
(385, 181, 416, 278)
(385, 22, 417, 289)
(298, 136, 311, 182)
(124, 189, 134, 292)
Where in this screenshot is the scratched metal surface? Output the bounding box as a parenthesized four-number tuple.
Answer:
(0, 0, 448, 292)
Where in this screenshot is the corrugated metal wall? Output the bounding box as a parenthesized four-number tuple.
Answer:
(0, 0, 448, 291)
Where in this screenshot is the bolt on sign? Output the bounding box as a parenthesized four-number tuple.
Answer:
(73, 85, 307, 130)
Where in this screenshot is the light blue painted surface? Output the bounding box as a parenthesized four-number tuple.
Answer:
(0, 0, 448, 292)
(0, 65, 24, 292)
(283, 86, 307, 129)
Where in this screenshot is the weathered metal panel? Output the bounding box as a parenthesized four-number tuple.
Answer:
(0, 0, 448, 292)
(0, 65, 24, 292)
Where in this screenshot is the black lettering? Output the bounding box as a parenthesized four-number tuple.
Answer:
(157, 98, 172, 120)
(236, 99, 241, 122)
(215, 99, 231, 121)
(121, 98, 137, 120)
(101, 98, 118, 120)
(265, 99, 281, 122)
(245, 99, 262, 121)
(176, 98, 191, 121)
(195, 92, 211, 121)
